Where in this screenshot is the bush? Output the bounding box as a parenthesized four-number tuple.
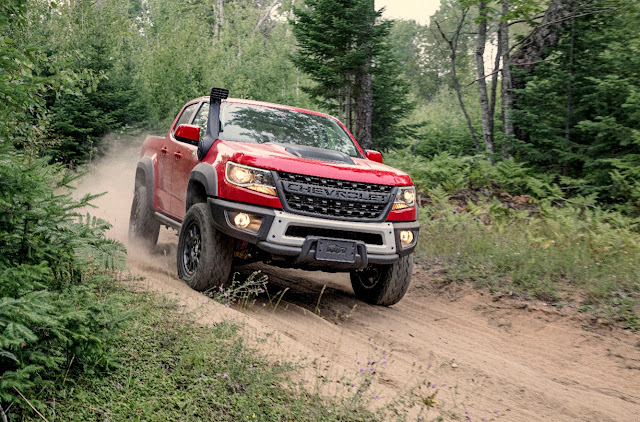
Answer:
(384, 150, 639, 328)
(416, 189, 640, 329)
(0, 148, 126, 419)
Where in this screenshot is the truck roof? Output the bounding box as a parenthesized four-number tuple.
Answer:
(191, 96, 335, 120)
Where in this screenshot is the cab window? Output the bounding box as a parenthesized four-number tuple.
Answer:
(172, 103, 199, 135)
(192, 102, 210, 141)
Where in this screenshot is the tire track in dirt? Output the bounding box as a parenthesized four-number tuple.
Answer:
(75, 139, 640, 422)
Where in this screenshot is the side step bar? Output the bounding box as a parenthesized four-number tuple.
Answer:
(155, 212, 181, 230)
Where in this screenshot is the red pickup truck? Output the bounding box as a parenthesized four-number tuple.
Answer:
(129, 88, 419, 305)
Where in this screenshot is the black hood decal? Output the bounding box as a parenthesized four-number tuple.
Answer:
(283, 144, 355, 165)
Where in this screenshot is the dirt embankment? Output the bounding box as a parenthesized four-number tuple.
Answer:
(75, 139, 640, 422)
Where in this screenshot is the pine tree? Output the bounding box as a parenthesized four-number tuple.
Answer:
(1, 4, 126, 418)
(290, 0, 412, 150)
(513, 1, 640, 209)
(371, 43, 416, 151)
(46, 1, 149, 165)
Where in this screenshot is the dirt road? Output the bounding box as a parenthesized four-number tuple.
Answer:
(75, 139, 640, 421)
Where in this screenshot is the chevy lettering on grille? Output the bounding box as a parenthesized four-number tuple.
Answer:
(282, 181, 391, 203)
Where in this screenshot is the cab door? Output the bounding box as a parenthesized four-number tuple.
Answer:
(159, 102, 199, 219)
(171, 102, 209, 220)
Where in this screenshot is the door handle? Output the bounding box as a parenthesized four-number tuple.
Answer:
(161, 147, 168, 156)
(174, 152, 182, 159)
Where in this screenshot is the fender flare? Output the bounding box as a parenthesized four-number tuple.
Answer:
(135, 156, 155, 209)
(188, 163, 218, 198)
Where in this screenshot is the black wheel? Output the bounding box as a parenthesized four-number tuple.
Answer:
(350, 254, 413, 306)
(177, 203, 232, 291)
(128, 186, 160, 249)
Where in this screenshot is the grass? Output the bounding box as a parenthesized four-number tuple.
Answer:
(414, 191, 640, 330)
(29, 284, 386, 422)
(15, 275, 471, 422)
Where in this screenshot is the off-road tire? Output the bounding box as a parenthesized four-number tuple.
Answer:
(350, 254, 413, 306)
(177, 203, 232, 291)
(128, 186, 160, 249)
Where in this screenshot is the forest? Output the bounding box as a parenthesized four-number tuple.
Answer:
(1, 0, 639, 420)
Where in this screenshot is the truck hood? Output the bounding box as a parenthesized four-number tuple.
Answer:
(218, 140, 413, 186)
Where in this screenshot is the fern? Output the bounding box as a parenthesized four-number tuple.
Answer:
(0, 151, 127, 418)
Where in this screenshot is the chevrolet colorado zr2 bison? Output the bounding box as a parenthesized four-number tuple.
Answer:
(129, 88, 419, 305)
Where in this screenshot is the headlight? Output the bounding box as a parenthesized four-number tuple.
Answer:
(393, 186, 416, 210)
(225, 162, 277, 196)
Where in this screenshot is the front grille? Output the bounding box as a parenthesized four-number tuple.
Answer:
(276, 171, 394, 221)
(285, 226, 384, 245)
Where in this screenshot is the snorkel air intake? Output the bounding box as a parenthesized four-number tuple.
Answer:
(197, 87, 229, 161)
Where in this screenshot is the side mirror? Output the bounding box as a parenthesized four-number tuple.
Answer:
(174, 124, 200, 145)
(365, 150, 383, 164)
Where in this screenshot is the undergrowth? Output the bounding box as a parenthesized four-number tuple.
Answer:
(0, 150, 128, 419)
(416, 188, 640, 329)
(207, 271, 268, 309)
(384, 151, 640, 330)
(35, 288, 386, 422)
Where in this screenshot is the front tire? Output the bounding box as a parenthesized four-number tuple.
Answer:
(177, 203, 232, 291)
(128, 186, 160, 249)
(350, 254, 413, 306)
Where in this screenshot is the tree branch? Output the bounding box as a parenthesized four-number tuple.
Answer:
(521, 7, 619, 30)
(433, 19, 452, 46)
(13, 388, 50, 422)
(466, 69, 501, 87)
(509, 6, 620, 54)
(508, 12, 546, 26)
(434, 8, 481, 154)
(552, 195, 597, 209)
(253, 0, 280, 33)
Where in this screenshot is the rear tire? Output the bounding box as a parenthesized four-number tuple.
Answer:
(350, 254, 413, 306)
(177, 203, 232, 291)
(128, 186, 160, 249)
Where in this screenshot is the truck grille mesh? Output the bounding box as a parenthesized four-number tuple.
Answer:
(276, 172, 394, 221)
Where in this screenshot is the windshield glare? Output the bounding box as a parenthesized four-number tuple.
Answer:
(219, 103, 360, 157)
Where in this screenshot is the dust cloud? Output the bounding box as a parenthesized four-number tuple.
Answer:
(73, 135, 141, 243)
(73, 134, 177, 271)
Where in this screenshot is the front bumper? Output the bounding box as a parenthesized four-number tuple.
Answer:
(208, 198, 419, 271)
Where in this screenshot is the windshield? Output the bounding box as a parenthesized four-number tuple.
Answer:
(219, 103, 361, 157)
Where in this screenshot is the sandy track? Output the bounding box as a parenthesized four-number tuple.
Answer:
(75, 139, 640, 421)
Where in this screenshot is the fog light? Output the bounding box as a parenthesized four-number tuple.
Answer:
(233, 212, 251, 229)
(400, 230, 414, 247)
(227, 211, 263, 233)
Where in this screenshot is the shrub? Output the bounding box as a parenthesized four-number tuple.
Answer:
(417, 190, 640, 328)
(0, 148, 126, 418)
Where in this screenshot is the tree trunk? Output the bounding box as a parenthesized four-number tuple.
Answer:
(213, 0, 224, 43)
(353, 0, 374, 150)
(565, 13, 575, 143)
(434, 10, 482, 155)
(476, 2, 494, 156)
(489, 24, 502, 150)
(500, 0, 514, 156)
(355, 69, 373, 150)
(254, 0, 279, 33)
(510, 0, 580, 90)
(345, 82, 352, 133)
(509, 0, 579, 143)
(454, 64, 482, 155)
(338, 86, 343, 122)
